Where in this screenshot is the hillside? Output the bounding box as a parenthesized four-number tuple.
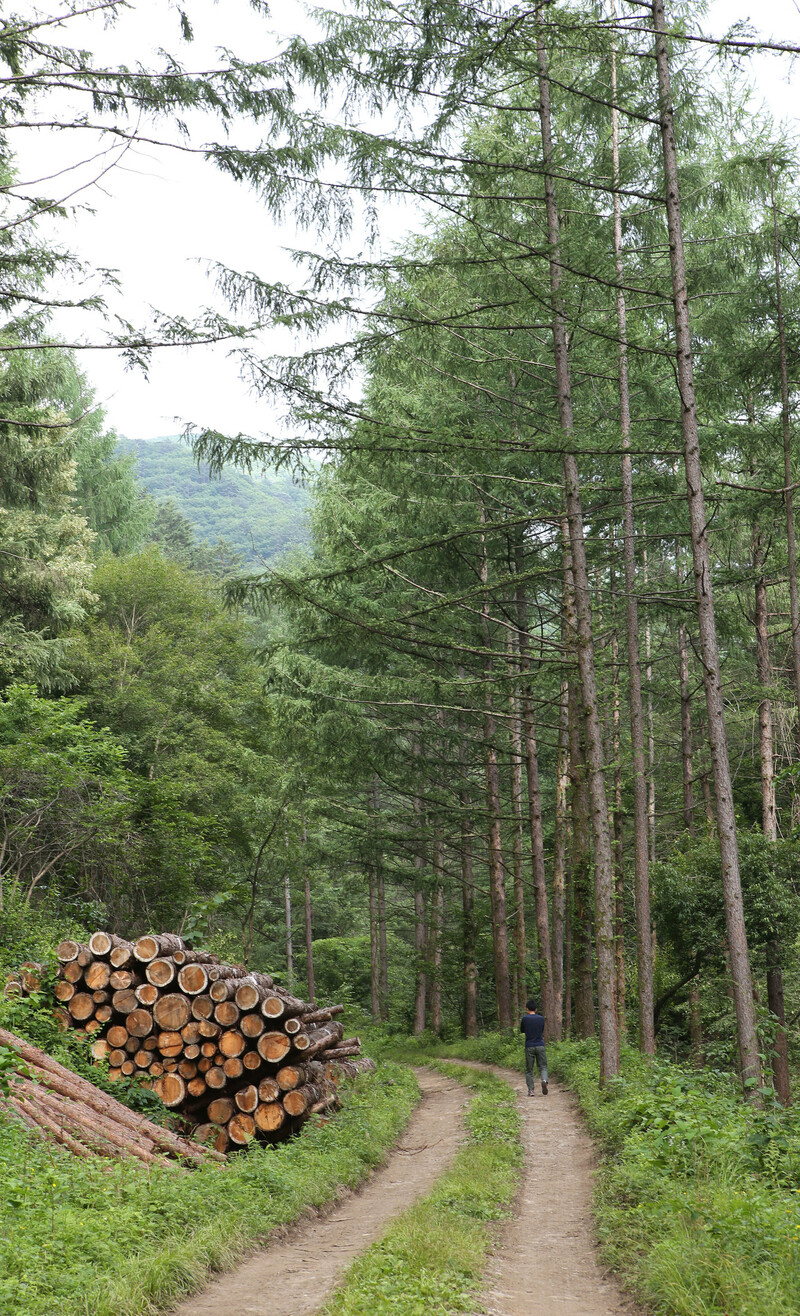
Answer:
(118, 437, 310, 565)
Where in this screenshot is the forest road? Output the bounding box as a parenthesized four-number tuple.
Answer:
(464, 1060, 643, 1316)
(170, 1066, 469, 1316)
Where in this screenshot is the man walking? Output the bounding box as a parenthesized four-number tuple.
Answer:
(520, 998, 548, 1096)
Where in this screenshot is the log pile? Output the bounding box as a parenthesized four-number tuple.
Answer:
(53, 931, 375, 1153)
(0, 1027, 224, 1167)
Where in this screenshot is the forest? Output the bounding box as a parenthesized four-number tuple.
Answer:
(3, 2, 800, 1314)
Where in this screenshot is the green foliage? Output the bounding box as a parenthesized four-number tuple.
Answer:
(120, 438, 309, 566)
(0, 1061, 418, 1316)
(555, 1041, 800, 1316)
(322, 1062, 521, 1316)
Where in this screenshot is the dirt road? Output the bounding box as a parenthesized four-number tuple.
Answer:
(477, 1063, 640, 1316)
(171, 1067, 468, 1316)
(172, 1060, 639, 1316)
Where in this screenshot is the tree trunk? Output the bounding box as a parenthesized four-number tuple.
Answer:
(378, 868, 389, 1022)
(537, 28, 618, 1080)
(283, 831, 294, 993)
(568, 680, 595, 1039)
(514, 555, 556, 1033)
(551, 678, 569, 1040)
(429, 826, 444, 1035)
(460, 760, 479, 1038)
(506, 626, 528, 1017)
(643, 551, 657, 864)
(610, 38, 654, 1051)
(689, 981, 704, 1069)
(678, 611, 696, 834)
(652, 0, 761, 1096)
(301, 819, 314, 1005)
(369, 864, 380, 1024)
(413, 877, 427, 1035)
(479, 522, 513, 1030)
(754, 525, 791, 1103)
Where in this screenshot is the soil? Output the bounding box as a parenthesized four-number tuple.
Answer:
(472, 1062, 643, 1316)
(172, 1060, 642, 1316)
(170, 1067, 469, 1316)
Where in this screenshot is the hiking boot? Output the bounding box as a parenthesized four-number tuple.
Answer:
(527, 1089, 535, 1097)
(542, 1081, 548, 1095)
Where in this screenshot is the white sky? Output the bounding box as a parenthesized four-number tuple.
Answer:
(11, 0, 800, 441)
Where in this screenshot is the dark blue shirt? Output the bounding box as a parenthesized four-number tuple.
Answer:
(520, 1012, 545, 1047)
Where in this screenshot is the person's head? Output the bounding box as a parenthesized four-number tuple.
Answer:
(526, 999, 538, 1013)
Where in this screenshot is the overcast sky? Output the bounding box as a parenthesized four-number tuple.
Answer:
(15, 0, 800, 442)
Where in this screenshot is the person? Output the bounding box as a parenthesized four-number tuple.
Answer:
(520, 998, 548, 1096)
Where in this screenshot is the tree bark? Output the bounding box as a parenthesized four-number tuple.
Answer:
(514, 554, 556, 1034)
(568, 680, 594, 1039)
(610, 35, 654, 1051)
(506, 625, 528, 1018)
(369, 863, 380, 1024)
(429, 825, 444, 1035)
(479, 521, 513, 1030)
(652, 0, 761, 1096)
(378, 868, 389, 1021)
(551, 678, 569, 1040)
(754, 524, 791, 1103)
(537, 28, 618, 1080)
(302, 818, 314, 1005)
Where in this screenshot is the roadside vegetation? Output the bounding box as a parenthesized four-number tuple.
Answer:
(0, 1055, 417, 1316)
(321, 1062, 522, 1316)
(384, 1032, 800, 1316)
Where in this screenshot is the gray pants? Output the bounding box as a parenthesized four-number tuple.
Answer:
(525, 1045, 548, 1092)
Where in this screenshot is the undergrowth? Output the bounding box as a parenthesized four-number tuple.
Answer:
(0, 1061, 418, 1316)
(321, 1062, 522, 1316)
(385, 1029, 800, 1316)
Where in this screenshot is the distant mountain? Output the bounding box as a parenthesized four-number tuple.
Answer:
(118, 437, 311, 565)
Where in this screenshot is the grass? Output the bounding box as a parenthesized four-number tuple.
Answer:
(0, 1061, 419, 1316)
(382, 1029, 800, 1316)
(320, 1062, 523, 1316)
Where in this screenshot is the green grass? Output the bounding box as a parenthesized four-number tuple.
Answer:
(320, 1062, 523, 1316)
(0, 1062, 418, 1316)
(377, 1031, 800, 1316)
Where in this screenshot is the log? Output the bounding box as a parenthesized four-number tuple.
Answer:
(54, 981, 76, 1002)
(209, 979, 236, 1003)
(109, 940, 136, 969)
(152, 993, 191, 1031)
(207, 1096, 235, 1124)
(95, 1005, 113, 1024)
(126, 1009, 154, 1039)
(121, 1061, 135, 1076)
(62, 962, 84, 984)
(186, 1076, 206, 1098)
(183, 1044, 200, 1061)
(191, 995, 214, 1021)
(91, 990, 110, 1004)
(283, 1082, 331, 1117)
(276, 1064, 305, 1091)
(146, 958, 176, 988)
(205, 1066, 226, 1089)
(258, 1076, 281, 1102)
(323, 1043, 362, 1060)
(89, 932, 129, 959)
(109, 1049, 127, 1067)
(206, 964, 247, 983)
(125, 1035, 139, 1053)
(234, 977, 265, 1011)
(108, 969, 136, 991)
(56, 940, 87, 963)
(324, 1057, 377, 1081)
(144, 1035, 159, 1051)
(84, 1020, 102, 1036)
(107, 1067, 123, 1082)
(292, 1022, 344, 1058)
(234, 1084, 258, 1114)
(218, 1030, 245, 1058)
(213, 1001, 239, 1027)
(284, 1017, 302, 1036)
(180, 1022, 202, 1045)
(200, 1041, 217, 1059)
(254, 1101, 285, 1133)
(154, 1073, 186, 1107)
(134, 1050, 151, 1069)
(0, 1029, 221, 1164)
(198, 1058, 212, 1073)
(227, 1112, 255, 1144)
(242, 1050, 262, 1072)
(257, 1031, 291, 1064)
(68, 993, 95, 1022)
(222, 1057, 243, 1080)
(77, 948, 93, 968)
(157, 1030, 183, 1050)
(178, 963, 209, 995)
(85, 961, 111, 991)
(111, 988, 139, 1014)
(52, 1007, 71, 1030)
(135, 983, 159, 1007)
(301, 1004, 345, 1026)
(3, 979, 23, 1000)
(90, 1039, 110, 1062)
(198, 1020, 219, 1039)
(107, 1025, 129, 1048)
(19, 963, 42, 992)
(193, 1122, 229, 1153)
(173, 949, 220, 966)
(134, 933, 184, 963)
(178, 1060, 197, 1080)
(159, 1045, 183, 1059)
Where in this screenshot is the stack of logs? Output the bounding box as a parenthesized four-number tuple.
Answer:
(54, 931, 373, 1153)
